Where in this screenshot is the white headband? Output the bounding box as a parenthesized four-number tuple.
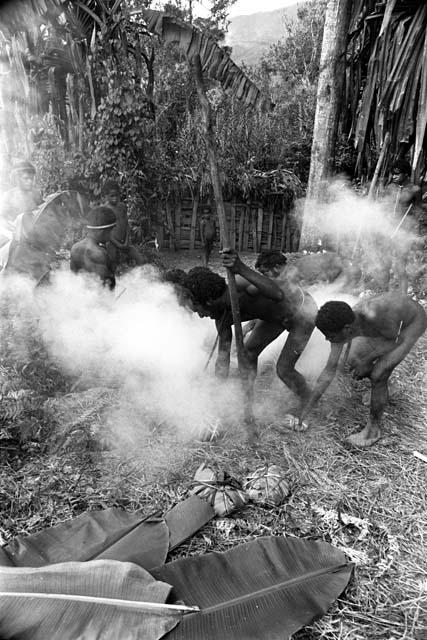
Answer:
(86, 223, 116, 229)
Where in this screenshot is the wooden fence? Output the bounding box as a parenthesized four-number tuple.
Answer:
(157, 197, 301, 252)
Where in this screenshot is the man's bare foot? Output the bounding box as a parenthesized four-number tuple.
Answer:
(284, 414, 308, 432)
(347, 426, 380, 447)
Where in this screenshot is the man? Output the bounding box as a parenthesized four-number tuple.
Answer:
(70, 205, 117, 289)
(299, 293, 427, 447)
(101, 179, 145, 270)
(183, 249, 318, 414)
(0, 160, 42, 246)
(379, 159, 422, 293)
(199, 210, 216, 266)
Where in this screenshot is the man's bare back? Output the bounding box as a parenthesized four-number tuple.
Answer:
(70, 206, 116, 289)
(183, 251, 317, 419)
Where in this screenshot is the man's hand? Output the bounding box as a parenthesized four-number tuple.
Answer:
(220, 249, 243, 274)
(350, 360, 371, 380)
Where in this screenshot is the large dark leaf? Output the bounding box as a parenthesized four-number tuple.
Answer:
(3, 507, 170, 569)
(0, 559, 182, 640)
(2, 498, 214, 570)
(142, 9, 272, 112)
(152, 536, 353, 640)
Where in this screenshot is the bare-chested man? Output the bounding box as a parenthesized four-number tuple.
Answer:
(380, 159, 422, 293)
(102, 179, 145, 271)
(299, 293, 427, 447)
(183, 249, 318, 412)
(0, 160, 42, 246)
(70, 205, 116, 289)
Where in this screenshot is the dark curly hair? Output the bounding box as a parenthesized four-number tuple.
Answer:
(255, 250, 287, 271)
(163, 268, 187, 287)
(183, 267, 226, 305)
(315, 301, 355, 334)
(392, 159, 411, 176)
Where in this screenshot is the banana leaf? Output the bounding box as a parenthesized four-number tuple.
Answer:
(142, 9, 272, 112)
(2, 507, 168, 568)
(152, 536, 353, 640)
(413, 27, 427, 167)
(0, 559, 182, 640)
(2, 497, 214, 569)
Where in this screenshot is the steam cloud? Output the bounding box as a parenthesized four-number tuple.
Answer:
(0, 177, 416, 449)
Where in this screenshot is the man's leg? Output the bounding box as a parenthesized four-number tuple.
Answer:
(204, 239, 213, 266)
(244, 321, 284, 391)
(347, 375, 388, 447)
(276, 326, 313, 412)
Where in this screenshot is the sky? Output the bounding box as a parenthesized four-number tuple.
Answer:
(159, 1, 304, 19)
(227, 0, 302, 17)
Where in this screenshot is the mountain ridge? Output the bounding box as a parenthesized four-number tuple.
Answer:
(225, 4, 301, 66)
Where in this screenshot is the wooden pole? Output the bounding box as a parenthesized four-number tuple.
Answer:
(191, 54, 255, 433)
(189, 190, 199, 250)
(368, 132, 390, 200)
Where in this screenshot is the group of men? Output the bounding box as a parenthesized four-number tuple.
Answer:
(1, 159, 426, 449)
(183, 249, 426, 448)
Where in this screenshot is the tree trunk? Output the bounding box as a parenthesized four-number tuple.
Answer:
(301, 0, 352, 248)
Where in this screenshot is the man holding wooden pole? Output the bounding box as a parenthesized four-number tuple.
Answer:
(183, 251, 317, 432)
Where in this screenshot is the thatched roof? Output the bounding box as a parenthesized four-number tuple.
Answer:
(345, 0, 427, 177)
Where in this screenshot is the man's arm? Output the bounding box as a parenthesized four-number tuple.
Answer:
(299, 342, 344, 421)
(221, 249, 283, 301)
(371, 306, 427, 381)
(110, 228, 130, 249)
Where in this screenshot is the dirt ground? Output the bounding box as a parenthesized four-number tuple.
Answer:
(0, 247, 426, 639)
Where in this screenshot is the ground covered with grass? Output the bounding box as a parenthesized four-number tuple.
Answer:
(0, 249, 426, 640)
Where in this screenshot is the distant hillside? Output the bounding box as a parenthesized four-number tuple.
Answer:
(226, 4, 301, 67)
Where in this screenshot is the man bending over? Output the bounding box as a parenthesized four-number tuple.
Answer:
(300, 293, 427, 446)
(183, 249, 318, 414)
(70, 206, 116, 289)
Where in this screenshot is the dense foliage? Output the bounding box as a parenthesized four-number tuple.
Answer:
(0, 0, 330, 224)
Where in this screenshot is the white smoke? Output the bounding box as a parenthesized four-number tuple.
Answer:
(25, 266, 245, 442)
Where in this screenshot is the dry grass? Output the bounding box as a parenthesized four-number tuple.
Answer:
(0, 250, 426, 640)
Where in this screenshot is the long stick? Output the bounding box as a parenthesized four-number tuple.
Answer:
(390, 203, 413, 238)
(0, 592, 199, 612)
(368, 132, 390, 200)
(191, 54, 255, 432)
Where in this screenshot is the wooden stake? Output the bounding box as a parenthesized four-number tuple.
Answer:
(191, 54, 255, 434)
(368, 132, 390, 200)
(189, 191, 199, 250)
(257, 206, 263, 252)
(230, 202, 236, 249)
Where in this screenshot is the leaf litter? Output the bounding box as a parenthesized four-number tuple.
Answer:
(0, 251, 426, 639)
